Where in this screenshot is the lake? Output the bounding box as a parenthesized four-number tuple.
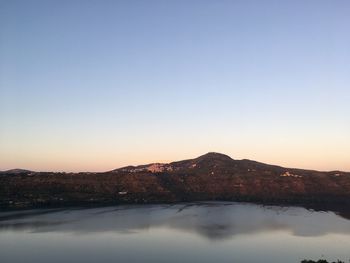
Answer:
(0, 202, 349, 263)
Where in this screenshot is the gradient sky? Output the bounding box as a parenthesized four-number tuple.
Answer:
(1, 0, 349, 172)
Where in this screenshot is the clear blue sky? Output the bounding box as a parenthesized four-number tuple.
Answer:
(1, 0, 349, 172)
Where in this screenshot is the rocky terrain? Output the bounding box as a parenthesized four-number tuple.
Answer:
(1, 152, 350, 210)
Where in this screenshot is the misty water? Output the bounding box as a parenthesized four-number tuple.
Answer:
(0, 202, 350, 263)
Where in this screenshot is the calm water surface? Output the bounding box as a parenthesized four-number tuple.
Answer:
(0, 202, 350, 263)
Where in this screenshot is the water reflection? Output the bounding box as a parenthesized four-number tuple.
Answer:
(1, 202, 350, 240)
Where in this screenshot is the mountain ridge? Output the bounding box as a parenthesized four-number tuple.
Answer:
(0, 169, 33, 175)
(1, 152, 350, 210)
(2, 153, 347, 174)
(113, 152, 346, 174)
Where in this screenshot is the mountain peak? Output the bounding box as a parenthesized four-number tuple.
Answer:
(195, 152, 233, 162)
(0, 169, 32, 174)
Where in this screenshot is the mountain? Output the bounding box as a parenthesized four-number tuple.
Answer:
(1, 152, 350, 210)
(0, 169, 33, 175)
(114, 152, 289, 175)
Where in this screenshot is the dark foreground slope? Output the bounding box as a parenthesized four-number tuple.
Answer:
(1, 153, 350, 209)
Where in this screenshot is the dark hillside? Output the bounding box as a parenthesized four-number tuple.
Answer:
(1, 153, 350, 210)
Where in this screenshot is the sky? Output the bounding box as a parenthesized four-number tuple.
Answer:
(0, 0, 349, 172)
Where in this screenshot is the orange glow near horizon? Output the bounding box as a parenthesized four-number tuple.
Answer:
(1, 146, 349, 173)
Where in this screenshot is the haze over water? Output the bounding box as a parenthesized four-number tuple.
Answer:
(1, 202, 350, 263)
